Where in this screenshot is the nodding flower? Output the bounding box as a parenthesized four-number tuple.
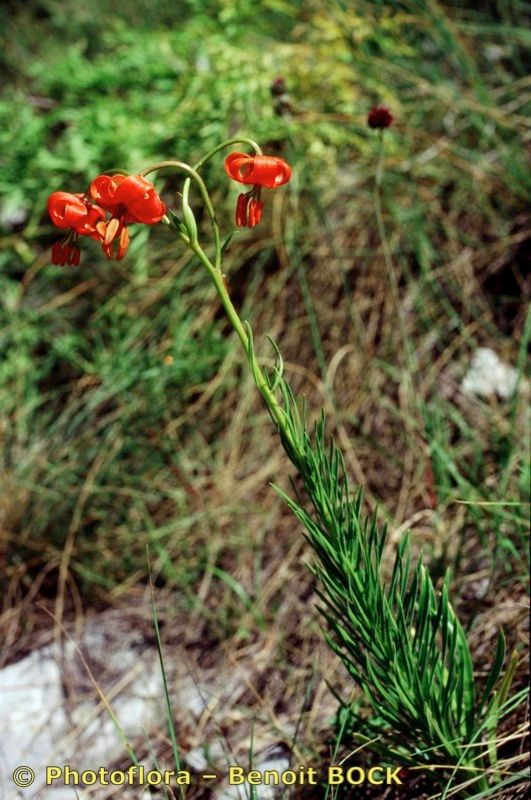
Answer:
(89, 173, 166, 260)
(47, 191, 106, 265)
(367, 105, 394, 130)
(224, 152, 291, 228)
(225, 153, 291, 188)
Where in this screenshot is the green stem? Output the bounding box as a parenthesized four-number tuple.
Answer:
(186, 238, 296, 452)
(141, 139, 262, 272)
(192, 137, 262, 171)
(374, 132, 417, 394)
(140, 160, 222, 271)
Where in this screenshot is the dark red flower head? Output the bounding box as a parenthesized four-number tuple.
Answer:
(270, 76, 286, 97)
(367, 105, 394, 130)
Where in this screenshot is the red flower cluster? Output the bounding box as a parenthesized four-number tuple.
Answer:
(367, 105, 394, 130)
(224, 153, 292, 228)
(48, 174, 166, 265)
(48, 154, 292, 260)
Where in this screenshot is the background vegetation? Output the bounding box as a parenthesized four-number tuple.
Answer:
(0, 1, 529, 797)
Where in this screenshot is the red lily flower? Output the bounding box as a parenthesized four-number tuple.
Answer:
(47, 191, 106, 265)
(224, 153, 291, 188)
(48, 191, 106, 236)
(89, 173, 166, 260)
(89, 174, 166, 222)
(367, 105, 394, 129)
(225, 153, 291, 228)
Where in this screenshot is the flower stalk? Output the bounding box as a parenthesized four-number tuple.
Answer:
(188, 238, 295, 451)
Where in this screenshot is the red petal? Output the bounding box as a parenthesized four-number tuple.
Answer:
(89, 174, 126, 210)
(84, 203, 107, 225)
(247, 156, 291, 188)
(47, 192, 86, 228)
(116, 176, 166, 223)
(225, 153, 255, 185)
(113, 175, 151, 203)
(62, 201, 89, 226)
(124, 194, 166, 224)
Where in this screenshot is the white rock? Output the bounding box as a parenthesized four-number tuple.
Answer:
(0, 618, 163, 799)
(0, 649, 68, 796)
(462, 347, 519, 400)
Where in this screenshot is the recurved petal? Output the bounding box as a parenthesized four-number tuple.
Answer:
(112, 174, 153, 204)
(224, 152, 255, 184)
(124, 192, 166, 224)
(245, 156, 291, 188)
(89, 174, 126, 207)
(47, 192, 86, 228)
